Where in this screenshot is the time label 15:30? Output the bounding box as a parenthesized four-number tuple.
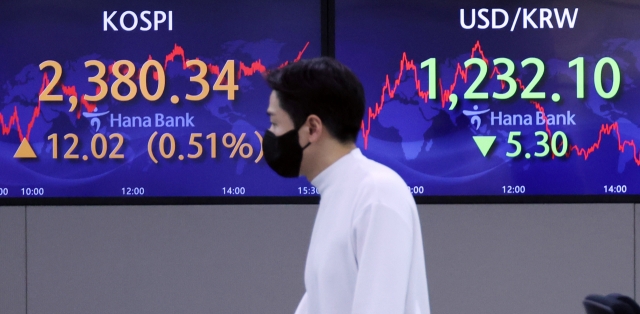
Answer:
(298, 186, 319, 195)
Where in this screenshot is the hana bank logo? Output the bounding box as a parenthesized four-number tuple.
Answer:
(83, 107, 109, 132)
(463, 105, 490, 130)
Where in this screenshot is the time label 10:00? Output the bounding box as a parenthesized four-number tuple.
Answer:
(420, 57, 620, 101)
(38, 59, 239, 104)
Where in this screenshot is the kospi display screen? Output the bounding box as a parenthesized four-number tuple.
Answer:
(336, 0, 640, 198)
(0, 0, 322, 201)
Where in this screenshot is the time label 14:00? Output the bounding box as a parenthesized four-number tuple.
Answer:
(420, 56, 620, 101)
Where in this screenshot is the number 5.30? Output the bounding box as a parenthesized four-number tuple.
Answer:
(506, 131, 568, 158)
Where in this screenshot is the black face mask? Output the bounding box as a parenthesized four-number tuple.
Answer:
(262, 127, 311, 178)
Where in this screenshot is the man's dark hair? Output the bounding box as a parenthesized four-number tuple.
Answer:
(265, 57, 365, 143)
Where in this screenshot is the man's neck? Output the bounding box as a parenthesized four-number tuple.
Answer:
(304, 141, 356, 182)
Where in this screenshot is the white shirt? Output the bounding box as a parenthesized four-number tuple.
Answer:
(295, 148, 431, 314)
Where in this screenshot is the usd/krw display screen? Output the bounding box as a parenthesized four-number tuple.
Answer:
(337, 0, 640, 197)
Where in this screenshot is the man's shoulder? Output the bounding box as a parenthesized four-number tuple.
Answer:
(354, 157, 413, 204)
(358, 157, 406, 186)
(351, 159, 416, 227)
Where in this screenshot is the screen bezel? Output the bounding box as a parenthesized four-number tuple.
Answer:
(3, 0, 640, 206)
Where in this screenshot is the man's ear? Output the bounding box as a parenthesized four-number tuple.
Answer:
(306, 114, 323, 142)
